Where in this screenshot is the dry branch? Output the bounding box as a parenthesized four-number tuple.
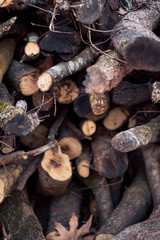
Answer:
(0, 16, 17, 39)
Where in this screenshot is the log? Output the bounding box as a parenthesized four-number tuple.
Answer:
(37, 44, 103, 92)
(103, 107, 130, 130)
(152, 81, 160, 103)
(46, 187, 82, 239)
(84, 49, 132, 94)
(74, 92, 91, 117)
(21, 32, 40, 62)
(32, 90, 53, 112)
(92, 126, 128, 178)
(0, 16, 17, 39)
(0, 0, 12, 7)
(0, 135, 15, 154)
(111, 114, 160, 152)
(89, 92, 110, 115)
(96, 157, 151, 238)
(112, 81, 152, 106)
(0, 37, 16, 84)
(111, 1, 160, 71)
(53, 79, 80, 104)
(6, 59, 39, 96)
(0, 190, 45, 240)
(80, 119, 96, 137)
(0, 83, 40, 136)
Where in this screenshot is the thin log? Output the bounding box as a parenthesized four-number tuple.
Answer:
(80, 119, 96, 137)
(141, 144, 160, 207)
(111, 114, 160, 152)
(83, 171, 114, 226)
(111, 1, 160, 71)
(152, 81, 160, 103)
(96, 158, 151, 238)
(0, 190, 45, 240)
(84, 49, 132, 94)
(89, 92, 110, 115)
(0, 135, 15, 154)
(103, 107, 130, 130)
(92, 126, 128, 178)
(6, 59, 39, 96)
(0, 16, 17, 39)
(37, 44, 103, 92)
(46, 187, 82, 239)
(0, 37, 16, 84)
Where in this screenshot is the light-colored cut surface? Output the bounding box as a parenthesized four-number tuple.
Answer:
(59, 137, 82, 160)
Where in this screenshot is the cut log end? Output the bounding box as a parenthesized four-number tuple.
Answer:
(124, 37, 160, 72)
(37, 72, 53, 92)
(0, 179, 4, 203)
(111, 131, 139, 152)
(96, 234, 115, 240)
(77, 159, 90, 178)
(20, 71, 39, 96)
(41, 148, 72, 181)
(24, 42, 40, 58)
(0, 0, 12, 7)
(81, 119, 96, 136)
(89, 93, 110, 115)
(59, 137, 82, 160)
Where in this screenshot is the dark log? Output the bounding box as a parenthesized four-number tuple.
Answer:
(37, 44, 103, 92)
(96, 158, 151, 238)
(53, 79, 80, 104)
(6, 59, 39, 96)
(0, 16, 17, 39)
(32, 90, 53, 112)
(0, 37, 16, 84)
(0, 190, 45, 240)
(5, 0, 52, 10)
(111, 1, 160, 71)
(0, 83, 40, 136)
(112, 81, 152, 106)
(84, 49, 132, 94)
(76, 142, 93, 178)
(92, 126, 128, 178)
(0, 135, 15, 154)
(141, 144, 160, 207)
(46, 187, 82, 239)
(83, 171, 114, 226)
(111, 115, 160, 152)
(108, 176, 124, 207)
(103, 107, 130, 130)
(74, 92, 92, 117)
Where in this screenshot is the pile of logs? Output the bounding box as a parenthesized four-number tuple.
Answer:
(0, 0, 160, 239)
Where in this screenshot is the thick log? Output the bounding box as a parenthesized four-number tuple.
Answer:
(111, 1, 160, 71)
(46, 187, 82, 239)
(89, 92, 110, 115)
(0, 16, 17, 39)
(37, 44, 103, 92)
(32, 90, 53, 112)
(111, 115, 160, 152)
(112, 81, 152, 106)
(0, 83, 40, 136)
(152, 81, 160, 103)
(92, 126, 128, 178)
(37, 143, 72, 196)
(84, 49, 132, 94)
(96, 158, 151, 238)
(85, 171, 114, 226)
(0, 190, 45, 240)
(74, 92, 91, 117)
(103, 107, 130, 130)
(6, 59, 39, 96)
(0, 37, 16, 84)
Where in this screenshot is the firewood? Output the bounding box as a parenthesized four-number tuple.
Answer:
(75, 0, 106, 25)
(6, 59, 39, 96)
(66, 119, 90, 140)
(92, 126, 128, 178)
(0, 135, 15, 154)
(141, 144, 160, 207)
(19, 124, 48, 149)
(74, 92, 92, 117)
(85, 111, 107, 122)
(0, 16, 17, 39)
(89, 92, 110, 115)
(152, 81, 160, 103)
(80, 119, 96, 137)
(5, 0, 52, 10)
(96, 158, 151, 238)
(76, 143, 92, 178)
(110, 204, 160, 240)
(111, 1, 160, 71)
(58, 122, 82, 160)
(83, 171, 114, 225)
(0, 83, 40, 136)
(103, 107, 130, 130)
(84, 49, 132, 95)
(0, 37, 16, 84)
(53, 79, 80, 104)
(46, 187, 82, 239)
(112, 81, 152, 106)
(21, 32, 40, 62)
(0, 0, 12, 7)
(111, 114, 160, 152)
(37, 44, 103, 92)
(32, 90, 53, 112)
(37, 142, 72, 196)
(108, 176, 124, 207)
(0, 190, 45, 240)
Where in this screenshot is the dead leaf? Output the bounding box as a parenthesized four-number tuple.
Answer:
(50, 213, 93, 240)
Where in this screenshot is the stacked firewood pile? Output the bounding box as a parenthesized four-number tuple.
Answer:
(0, 0, 160, 239)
